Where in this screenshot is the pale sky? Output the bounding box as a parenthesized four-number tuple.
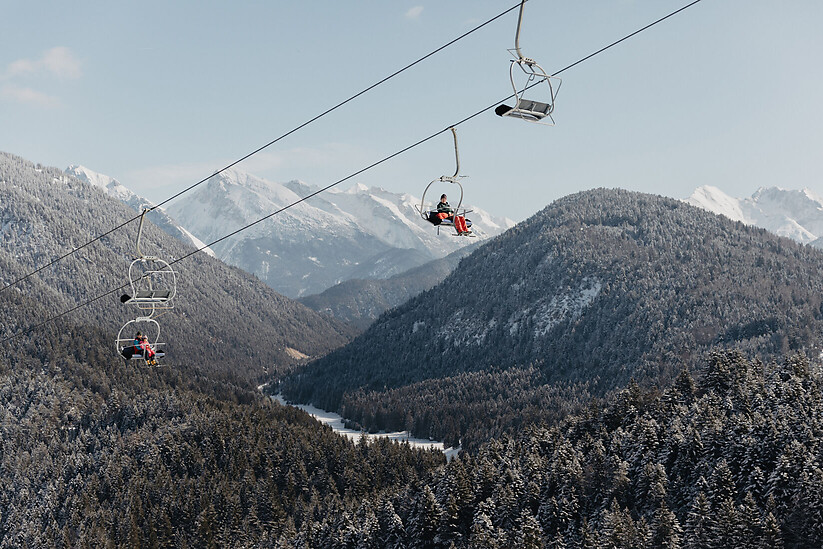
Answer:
(2, 1, 822, 222)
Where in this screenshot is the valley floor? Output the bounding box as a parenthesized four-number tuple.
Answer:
(271, 393, 461, 459)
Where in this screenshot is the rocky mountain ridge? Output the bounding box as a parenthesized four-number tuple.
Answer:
(64, 164, 216, 257)
(165, 169, 513, 297)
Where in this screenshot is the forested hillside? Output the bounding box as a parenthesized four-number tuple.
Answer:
(0, 293, 443, 547)
(299, 244, 478, 329)
(282, 189, 823, 446)
(0, 152, 357, 384)
(279, 351, 823, 548)
(0, 153, 444, 546)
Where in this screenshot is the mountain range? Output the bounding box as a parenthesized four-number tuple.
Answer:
(281, 188, 823, 447)
(165, 170, 514, 297)
(57, 164, 510, 326)
(298, 244, 479, 329)
(686, 185, 823, 248)
(66, 163, 823, 337)
(297, 184, 823, 328)
(64, 164, 216, 257)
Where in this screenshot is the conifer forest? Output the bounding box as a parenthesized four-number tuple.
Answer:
(3, 153, 823, 547)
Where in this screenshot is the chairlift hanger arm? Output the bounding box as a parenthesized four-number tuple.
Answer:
(514, 0, 528, 62)
(135, 208, 149, 259)
(419, 127, 467, 217)
(449, 126, 460, 179)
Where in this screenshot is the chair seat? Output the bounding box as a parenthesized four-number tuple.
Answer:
(426, 212, 473, 227)
(496, 99, 552, 122)
(128, 350, 165, 359)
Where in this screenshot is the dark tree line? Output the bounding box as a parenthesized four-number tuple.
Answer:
(280, 351, 823, 548)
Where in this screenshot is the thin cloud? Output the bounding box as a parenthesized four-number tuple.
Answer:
(0, 85, 60, 107)
(405, 6, 424, 20)
(6, 46, 82, 80)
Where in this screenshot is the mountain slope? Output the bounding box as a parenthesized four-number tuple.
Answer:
(166, 170, 513, 297)
(282, 351, 823, 547)
(0, 269, 442, 547)
(686, 185, 823, 246)
(65, 164, 216, 257)
(299, 244, 480, 329)
(282, 188, 823, 445)
(0, 152, 356, 383)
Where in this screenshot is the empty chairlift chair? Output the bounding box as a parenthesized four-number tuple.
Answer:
(120, 256, 177, 310)
(496, 0, 561, 125)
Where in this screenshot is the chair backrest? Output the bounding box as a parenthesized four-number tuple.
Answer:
(515, 98, 552, 116)
(133, 289, 172, 300)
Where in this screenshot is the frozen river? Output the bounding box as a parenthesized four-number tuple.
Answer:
(272, 394, 460, 460)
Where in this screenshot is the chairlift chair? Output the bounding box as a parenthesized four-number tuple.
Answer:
(415, 127, 475, 237)
(120, 256, 177, 310)
(496, 0, 561, 125)
(119, 208, 177, 309)
(116, 207, 173, 364)
(115, 316, 166, 364)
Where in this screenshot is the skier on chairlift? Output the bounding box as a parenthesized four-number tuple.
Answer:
(436, 194, 470, 235)
(120, 332, 157, 365)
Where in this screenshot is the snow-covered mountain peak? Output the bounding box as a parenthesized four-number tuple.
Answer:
(64, 165, 215, 256)
(66, 164, 138, 203)
(66, 164, 113, 189)
(346, 182, 370, 194)
(685, 185, 823, 246)
(284, 179, 314, 196)
(803, 188, 823, 204)
(750, 186, 823, 212)
(686, 185, 746, 223)
(167, 168, 514, 297)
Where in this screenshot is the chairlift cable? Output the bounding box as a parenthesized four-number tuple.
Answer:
(0, 0, 706, 345)
(551, 0, 704, 78)
(0, 2, 523, 296)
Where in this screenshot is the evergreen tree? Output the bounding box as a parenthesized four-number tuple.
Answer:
(376, 498, 406, 549)
(406, 485, 443, 548)
(469, 501, 500, 549)
(684, 492, 713, 549)
(512, 508, 544, 549)
(709, 459, 737, 509)
(710, 497, 739, 549)
(650, 504, 682, 549)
